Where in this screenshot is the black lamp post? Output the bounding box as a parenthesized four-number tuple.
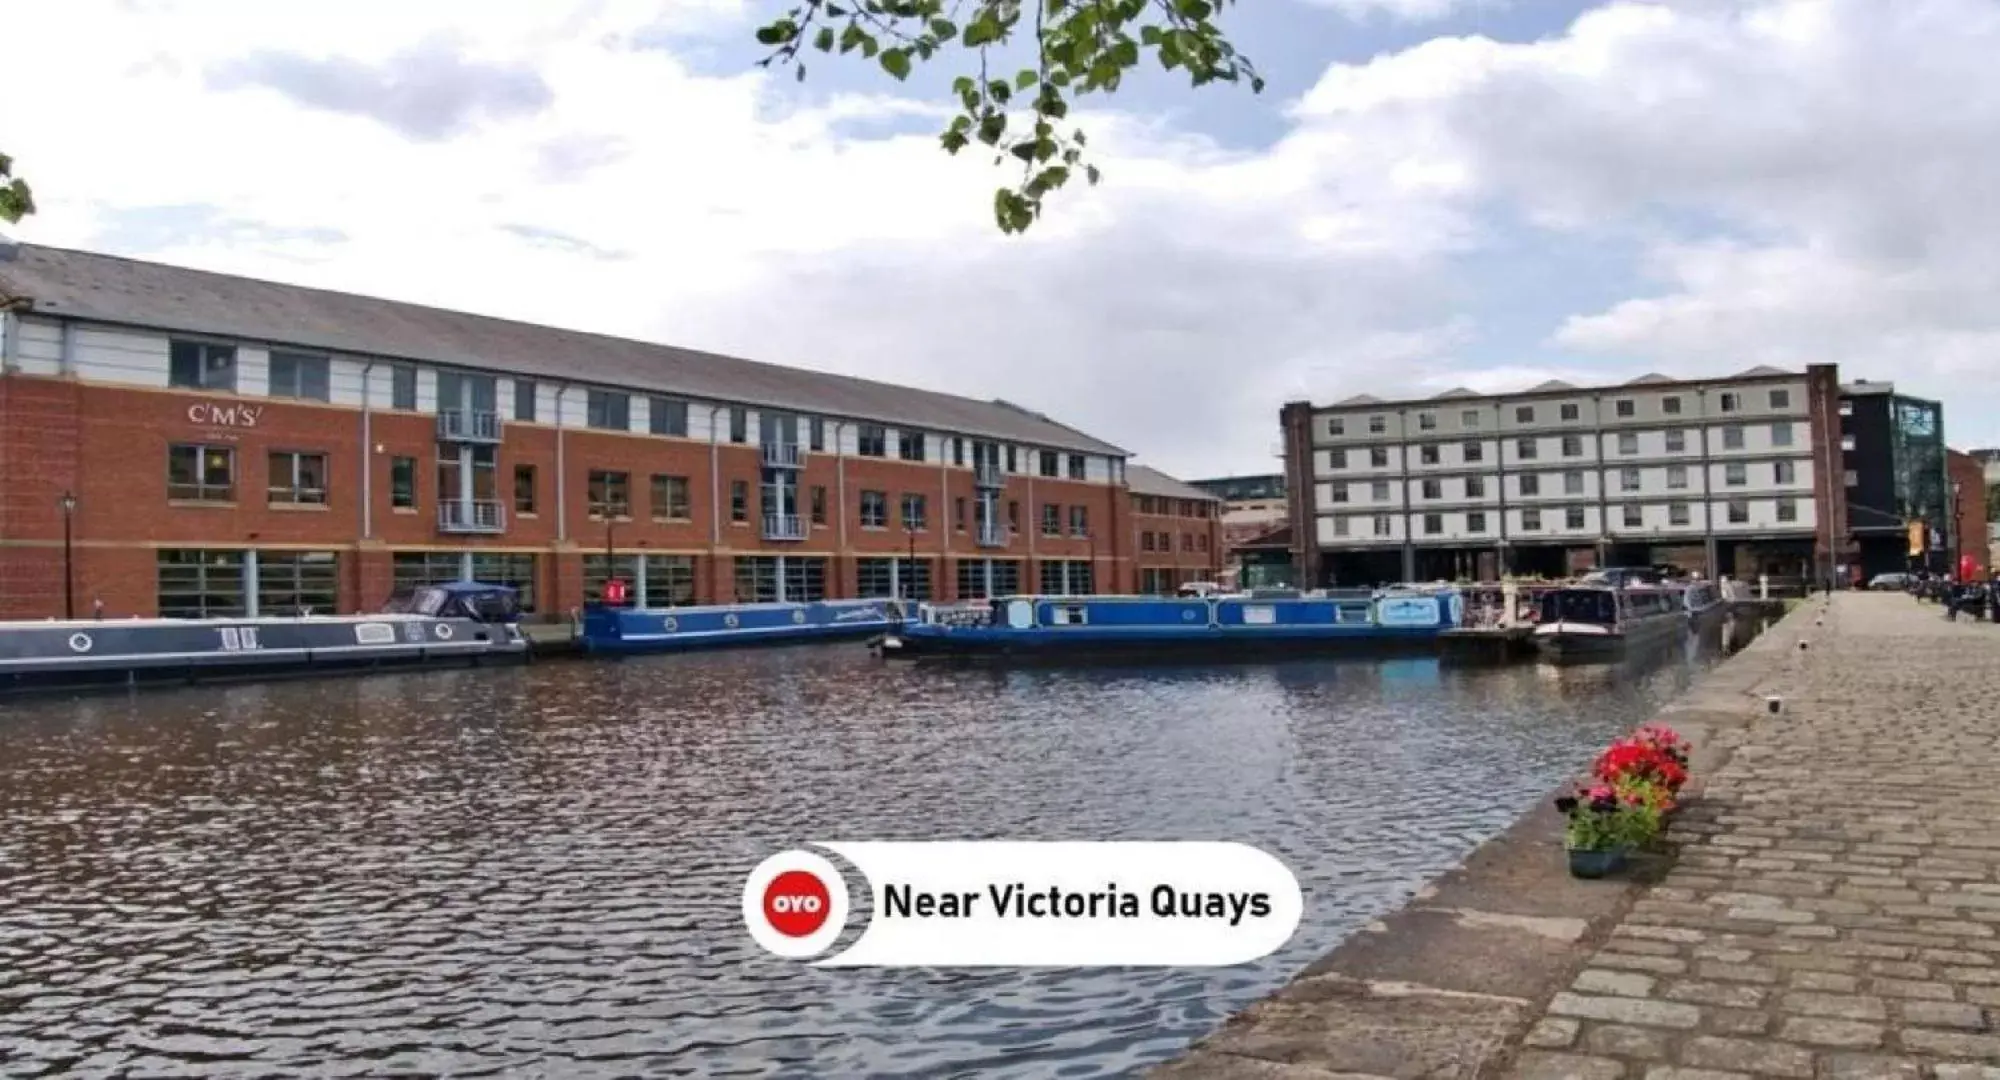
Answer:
(603, 517, 617, 603)
(58, 490, 77, 620)
(1086, 529, 1096, 593)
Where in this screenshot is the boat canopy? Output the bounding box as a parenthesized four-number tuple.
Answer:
(1540, 588, 1618, 625)
(385, 581, 522, 622)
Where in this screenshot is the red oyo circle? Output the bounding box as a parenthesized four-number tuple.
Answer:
(762, 869, 832, 938)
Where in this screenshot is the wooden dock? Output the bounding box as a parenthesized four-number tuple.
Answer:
(1437, 624, 1536, 663)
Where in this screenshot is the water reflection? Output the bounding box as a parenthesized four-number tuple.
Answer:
(0, 618, 1759, 1078)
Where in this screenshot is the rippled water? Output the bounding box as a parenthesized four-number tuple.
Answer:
(0, 621, 1759, 1078)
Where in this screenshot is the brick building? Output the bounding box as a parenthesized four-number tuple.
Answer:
(0, 243, 1135, 619)
(1947, 449, 1990, 577)
(1126, 466, 1222, 593)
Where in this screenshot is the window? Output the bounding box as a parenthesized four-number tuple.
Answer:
(1668, 464, 1689, 490)
(169, 341, 237, 391)
(267, 450, 328, 505)
(1520, 473, 1541, 496)
(1420, 444, 1440, 466)
(1662, 396, 1682, 415)
(1618, 433, 1639, 455)
(1330, 483, 1349, 504)
(167, 444, 235, 502)
(952, 438, 965, 467)
(900, 431, 928, 462)
(1774, 461, 1796, 485)
(1369, 447, 1389, 468)
(586, 390, 630, 431)
(1467, 511, 1487, 533)
(390, 365, 417, 410)
(643, 555, 697, 609)
(811, 486, 827, 525)
(1332, 517, 1350, 537)
(1041, 503, 1061, 536)
(953, 496, 967, 532)
(1368, 414, 1386, 434)
(1665, 429, 1686, 452)
(1561, 435, 1583, 457)
(859, 425, 887, 457)
(956, 559, 1021, 600)
(1564, 471, 1584, 495)
(1327, 417, 1345, 437)
(1466, 476, 1485, 497)
(1464, 441, 1483, 463)
(1771, 421, 1793, 447)
(514, 465, 537, 514)
(1421, 478, 1442, 500)
(258, 551, 339, 616)
(809, 417, 826, 452)
(1180, 532, 1193, 552)
(1006, 446, 1019, 472)
(731, 480, 749, 523)
(650, 397, 689, 437)
(1565, 506, 1586, 530)
(588, 470, 631, 518)
(1839, 399, 1853, 417)
(1769, 389, 1791, 409)
(1615, 399, 1635, 418)
(1719, 392, 1740, 413)
(1727, 499, 1749, 524)
(1329, 449, 1348, 469)
(1423, 513, 1443, 535)
(1722, 425, 1745, 450)
(650, 474, 690, 520)
(268, 351, 330, 401)
(722, 407, 745, 444)
(1844, 469, 1858, 487)
(1418, 412, 1436, 431)
(1142, 531, 1156, 552)
(1618, 505, 1641, 528)
(1560, 403, 1580, 421)
(390, 456, 416, 508)
(1725, 463, 1747, 487)
(515, 379, 537, 422)
(1522, 508, 1542, 531)
(1060, 454, 1082, 480)
(902, 493, 928, 531)
(1841, 433, 1857, 451)
(1069, 506, 1089, 537)
(1621, 467, 1641, 492)
(1462, 410, 1480, 428)
(861, 490, 888, 527)
(1372, 514, 1392, 536)
(1515, 405, 1535, 424)
(1008, 500, 1020, 530)
(1516, 437, 1537, 460)
(1371, 480, 1390, 501)
(1039, 450, 1059, 477)
(1776, 497, 1798, 522)
(156, 549, 247, 618)
(1669, 502, 1690, 526)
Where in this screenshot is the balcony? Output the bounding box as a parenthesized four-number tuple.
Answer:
(763, 513, 807, 541)
(438, 499, 506, 533)
(761, 442, 805, 469)
(974, 461, 1004, 489)
(976, 522, 1008, 548)
(437, 409, 502, 443)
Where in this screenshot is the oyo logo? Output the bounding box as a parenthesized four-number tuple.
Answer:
(742, 849, 850, 959)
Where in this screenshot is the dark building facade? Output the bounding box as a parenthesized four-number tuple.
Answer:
(1840, 381, 1949, 578)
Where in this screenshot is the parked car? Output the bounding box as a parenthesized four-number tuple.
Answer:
(1868, 572, 1911, 591)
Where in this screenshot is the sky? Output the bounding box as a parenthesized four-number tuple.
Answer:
(5, 0, 1999, 478)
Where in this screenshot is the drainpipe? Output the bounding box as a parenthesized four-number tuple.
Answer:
(939, 446, 950, 596)
(360, 361, 377, 540)
(58, 320, 76, 377)
(835, 421, 848, 598)
(709, 405, 724, 600)
(0, 308, 19, 370)
(554, 384, 570, 543)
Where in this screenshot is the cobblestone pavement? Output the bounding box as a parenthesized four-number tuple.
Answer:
(1509, 593, 2000, 1080)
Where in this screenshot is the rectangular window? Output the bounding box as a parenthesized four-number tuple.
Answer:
(1329, 449, 1348, 469)
(1462, 409, 1480, 428)
(1333, 517, 1350, 537)
(514, 379, 537, 422)
(1006, 446, 1019, 472)
(1621, 467, 1641, 492)
(1560, 403, 1580, 421)
(1069, 506, 1089, 537)
(578, 553, 638, 607)
(859, 425, 887, 457)
(1727, 499, 1749, 524)
(1666, 429, 1687, 452)
(1776, 497, 1798, 522)
(649, 397, 689, 437)
(390, 365, 417, 410)
(1623, 504, 1643, 528)
(1007, 500, 1020, 530)
(1041, 503, 1061, 536)
(1615, 399, 1635, 418)
(1667, 464, 1688, 490)
(588, 470, 631, 518)
(1423, 513, 1442, 535)
(587, 390, 630, 431)
(858, 557, 933, 600)
(1369, 447, 1389, 468)
(1669, 502, 1690, 526)
(1463, 441, 1483, 463)
(167, 443, 236, 502)
(1722, 425, 1745, 450)
(390, 456, 416, 508)
(1521, 508, 1542, 531)
(1467, 511, 1487, 533)
(1142, 532, 1156, 552)
(1067, 454, 1086, 480)
(1769, 389, 1791, 409)
(650, 474, 690, 520)
(1371, 480, 1390, 501)
(1328, 417, 1345, 437)
(641, 554, 696, 609)
(514, 464, 537, 514)
(1618, 432, 1639, 455)
(1420, 444, 1440, 465)
(811, 485, 827, 526)
(1771, 421, 1793, 447)
(1515, 405, 1535, 424)
(268, 351, 330, 401)
(1038, 450, 1059, 477)
(1330, 483, 1349, 504)
(1368, 414, 1386, 434)
(1564, 471, 1584, 495)
(1517, 437, 1537, 460)
(955, 496, 967, 532)
(1719, 392, 1740, 413)
(1839, 400, 1853, 417)
(1421, 478, 1442, 499)
(861, 490, 889, 527)
(809, 417, 825, 452)
(266, 450, 329, 505)
(1565, 506, 1586, 529)
(1520, 474, 1541, 496)
(1561, 435, 1583, 457)
(1372, 514, 1392, 537)
(1418, 412, 1436, 431)
(731, 480, 749, 523)
(1663, 396, 1682, 415)
(258, 550, 339, 616)
(169, 341, 238, 391)
(1725, 463, 1747, 487)
(727, 407, 748, 444)
(952, 437, 965, 467)
(1845, 469, 1858, 487)
(902, 493, 928, 531)
(955, 558, 1020, 600)
(1466, 476, 1485, 497)
(1774, 460, 1796, 485)
(156, 549, 247, 618)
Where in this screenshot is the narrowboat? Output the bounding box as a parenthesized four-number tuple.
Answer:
(1531, 585, 1686, 659)
(872, 588, 1463, 661)
(577, 598, 906, 655)
(0, 582, 528, 695)
(1680, 579, 1727, 624)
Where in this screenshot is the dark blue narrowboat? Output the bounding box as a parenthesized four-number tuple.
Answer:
(873, 588, 1463, 661)
(0, 582, 528, 696)
(577, 598, 906, 655)
(1531, 584, 1686, 660)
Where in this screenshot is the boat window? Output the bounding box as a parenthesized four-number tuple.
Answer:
(1049, 603, 1089, 626)
(1337, 602, 1371, 623)
(1541, 590, 1615, 624)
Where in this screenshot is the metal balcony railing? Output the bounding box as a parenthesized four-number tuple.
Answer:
(437, 409, 503, 443)
(974, 461, 1004, 489)
(976, 523, 1008, 548)
(763, 513, 807, 541)
(438, 499, 506, 533)
(761, 442, 805, 469)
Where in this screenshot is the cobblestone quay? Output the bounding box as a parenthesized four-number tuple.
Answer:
(1156, 594, 2000, 1079)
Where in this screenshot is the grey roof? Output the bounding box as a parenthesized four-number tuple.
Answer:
(1527, 379, 1578, 392)
(1428, 386, 1480, 399)
(1624, 372, 1674, 385)
(1127, 465, 1221, 502)
(1332, 393, 1384, 406)
(1736, 364, 1791, 378)
(0, 242, 1127, 456)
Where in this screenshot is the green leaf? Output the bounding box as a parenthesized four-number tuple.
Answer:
(880, 48, 912, 79)
(1085, 164, 1102, 185)
(1016, 68, 1038, 90)
(930, 17, 956, 38)
(814, 26, 836, 51)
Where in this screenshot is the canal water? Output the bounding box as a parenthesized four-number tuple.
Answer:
(0, 619, 1763, 1078)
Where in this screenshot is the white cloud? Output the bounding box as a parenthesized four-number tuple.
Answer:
(1300, 0, 1498, 22)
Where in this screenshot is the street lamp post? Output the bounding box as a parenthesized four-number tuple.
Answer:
(58, 490, 77, 620)
(1086, 529, 1096, 594)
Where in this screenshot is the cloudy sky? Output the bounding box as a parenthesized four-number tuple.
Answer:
(6, 0, 1998, 477)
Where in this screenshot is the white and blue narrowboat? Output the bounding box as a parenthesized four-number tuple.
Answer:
(0, 582, 528, 695)
(578, 598, 907, 655)
(1531, 584, 1686, 660)
(873, 588, 1463, 661)
(1680, 579, 1727, 624)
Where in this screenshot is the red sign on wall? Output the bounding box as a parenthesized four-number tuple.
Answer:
(603, 578, 628, 605)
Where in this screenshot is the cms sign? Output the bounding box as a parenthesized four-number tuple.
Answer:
(186, 402, 265, 428)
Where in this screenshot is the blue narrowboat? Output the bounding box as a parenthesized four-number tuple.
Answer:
(873, 588, 1463, 661)
(578, 598, 907, 655)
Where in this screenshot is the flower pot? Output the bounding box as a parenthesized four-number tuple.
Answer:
(1568, 847, 1627, 879)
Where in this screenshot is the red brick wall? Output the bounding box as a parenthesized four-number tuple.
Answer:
(1127, 496, 1223, 590)
(1949, 449, 1989, 576)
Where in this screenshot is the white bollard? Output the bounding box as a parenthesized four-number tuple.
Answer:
(1759, 574, 1770, 600)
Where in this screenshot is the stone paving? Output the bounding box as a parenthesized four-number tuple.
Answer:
(1509, 593, 2000, 1079)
